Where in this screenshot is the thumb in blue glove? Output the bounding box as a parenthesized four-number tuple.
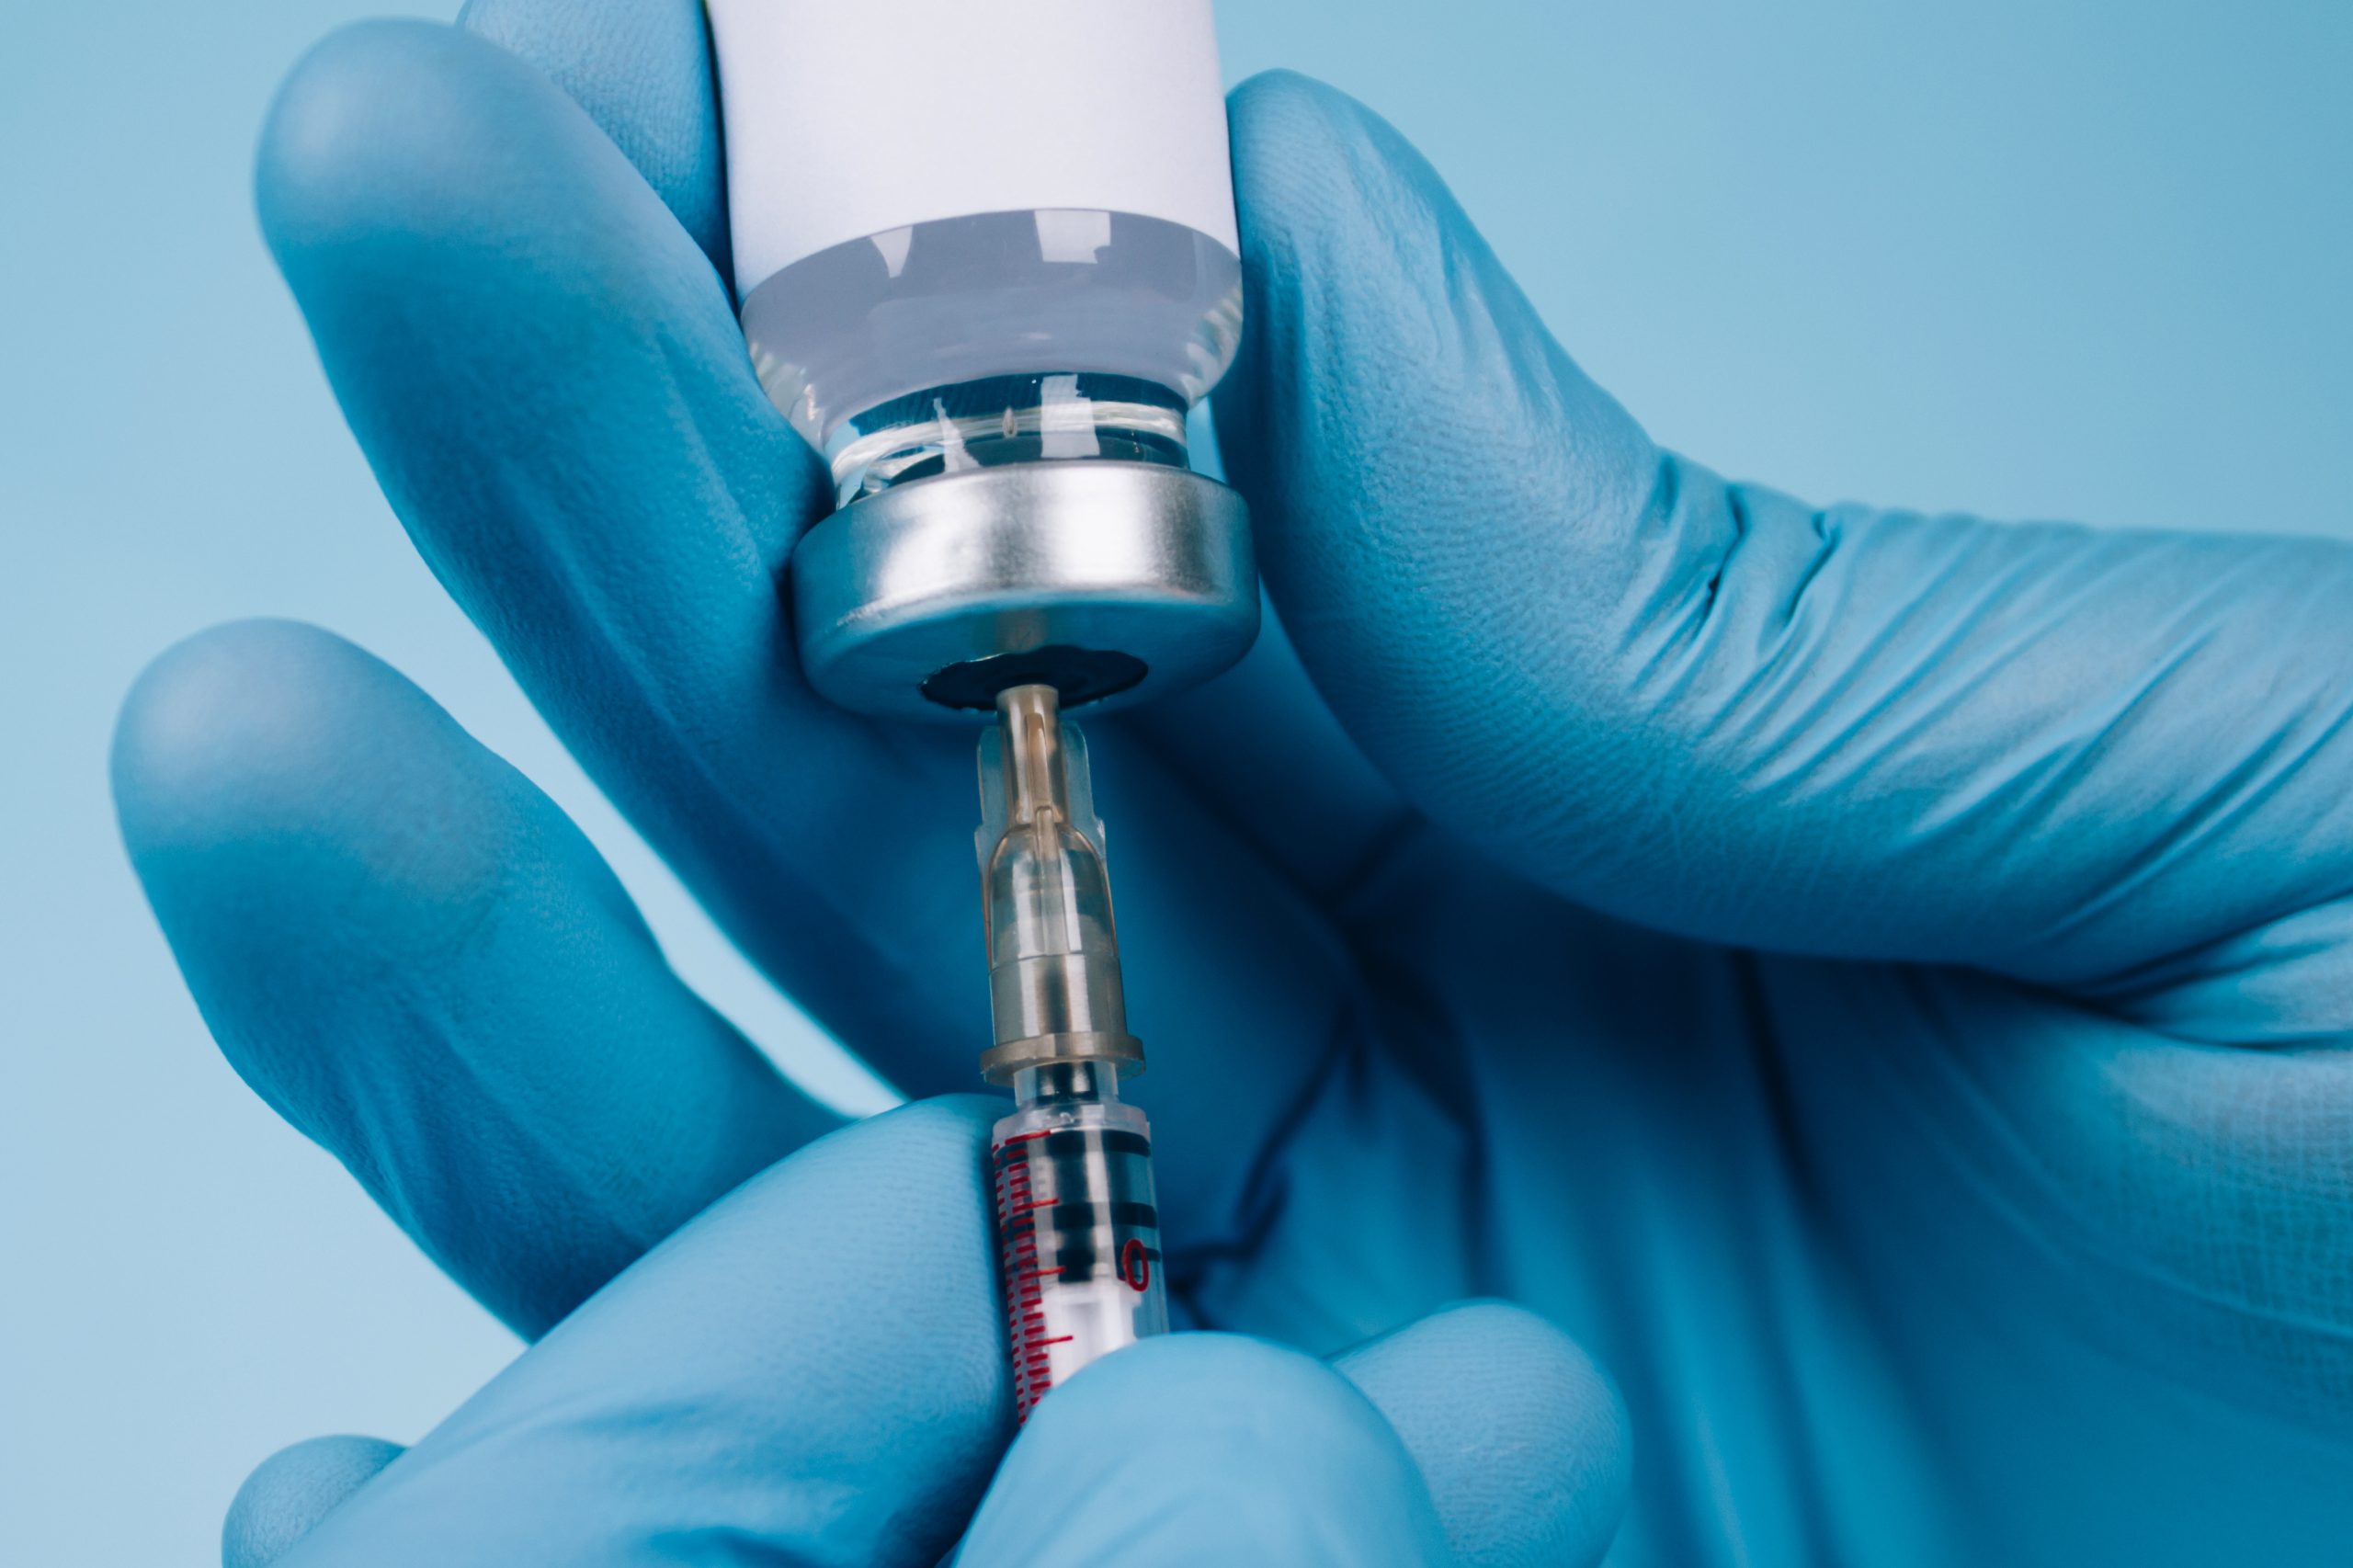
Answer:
(1184, 68, 2353, 1566)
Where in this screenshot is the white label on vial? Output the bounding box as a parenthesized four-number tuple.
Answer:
(708, 0, 1240, 294)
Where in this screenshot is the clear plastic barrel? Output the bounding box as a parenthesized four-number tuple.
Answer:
(990, 1062, 1167, 1421)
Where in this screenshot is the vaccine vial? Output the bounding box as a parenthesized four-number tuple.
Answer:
(708, 0, 1260, 720)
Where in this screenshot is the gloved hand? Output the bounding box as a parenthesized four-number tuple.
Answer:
(201, 1091, 1591, 1568)
(112, 0, 2353, 1562)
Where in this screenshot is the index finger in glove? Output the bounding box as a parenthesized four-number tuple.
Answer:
(274, 1099, 1009, 1568)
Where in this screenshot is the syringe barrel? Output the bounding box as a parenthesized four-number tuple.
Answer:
(990, 1063, 1168, 1421)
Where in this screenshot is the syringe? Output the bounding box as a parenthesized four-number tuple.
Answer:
(975, 685, 1169, 1419)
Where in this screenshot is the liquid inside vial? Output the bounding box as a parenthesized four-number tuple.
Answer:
(990, 1062, 1168, 1421)
(737, 209, 1242, 502)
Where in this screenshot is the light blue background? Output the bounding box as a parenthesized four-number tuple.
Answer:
(4, 2, 2349, 1562)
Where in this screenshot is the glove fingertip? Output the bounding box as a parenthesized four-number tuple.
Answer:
(966, 1334, 1452, 1568)
(1221, 66, 1563, 400)
(109, 619, 555, 1009)
(458, 0, 732, 278)
(1213, 67, 1660, 832)
(1221, 69, 1462, 419)
(256, 19, 497, 265)
(222, 1434, 404, 1568)
(1337, 1301, 1632, 1568)
(1225, 69, 1395, 247)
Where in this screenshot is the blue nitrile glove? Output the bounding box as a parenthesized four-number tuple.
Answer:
(199, 1089, 1590, 1568)
(111, 0, 2353, 1562)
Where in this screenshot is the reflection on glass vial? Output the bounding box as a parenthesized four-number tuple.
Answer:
(990, 1062, 1168, 1422)
(738, 209, 1242, 503)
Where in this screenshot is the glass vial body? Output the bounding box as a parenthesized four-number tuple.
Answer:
(742, 216, 1240, 504)
(707, 0, 1242, 503)
(990, 1062, 1167, 1421)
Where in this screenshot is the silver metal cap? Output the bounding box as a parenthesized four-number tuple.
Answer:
(789, 460, 1258, 721)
